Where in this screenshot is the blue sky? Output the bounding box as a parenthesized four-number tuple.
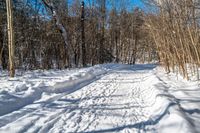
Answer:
(30, 0, 144, 9)
(68, 0, 145, 10)
(29, 0, 145, 16)
(132, 0, 145, 8)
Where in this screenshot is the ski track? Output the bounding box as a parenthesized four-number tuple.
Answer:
(0, 66, 161, 133)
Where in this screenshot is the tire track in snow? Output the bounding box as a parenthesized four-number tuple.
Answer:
(56, 73, 121, 133)
(73, 70, 155, 133)
(79, 75, 120, 132)
(0, 67, 111, 128)
(0, 65, 161, 133)
(0, 79, 103, 133)
(33, 74, 115, 133)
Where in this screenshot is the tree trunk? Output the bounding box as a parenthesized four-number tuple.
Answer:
(6, 0, 15, 77)
(81, 1, 86, 67)
(99, 0, 106, 64)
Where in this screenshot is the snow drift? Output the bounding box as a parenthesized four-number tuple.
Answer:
(0, 64, 199, 133)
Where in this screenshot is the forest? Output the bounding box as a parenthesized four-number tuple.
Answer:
(1, 0, 200, 80)
(1, 1, 200, 132)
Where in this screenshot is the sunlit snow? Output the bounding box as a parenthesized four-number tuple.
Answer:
(0, 64, 199, 133)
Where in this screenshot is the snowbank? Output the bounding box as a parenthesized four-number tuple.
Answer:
(141, 67, 199, 133)
(0, 64, 199, 133)
(0, 64, 123, 116)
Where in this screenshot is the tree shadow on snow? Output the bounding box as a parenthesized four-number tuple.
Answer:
(76, 102, 176, 133)
(31, 92, 177, 133)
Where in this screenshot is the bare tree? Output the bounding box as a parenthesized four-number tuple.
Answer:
(42, 0, 75, 67)
(81, 1, 86, 66)
(145, 0, 200, 80)
(6, 0, 15, 77)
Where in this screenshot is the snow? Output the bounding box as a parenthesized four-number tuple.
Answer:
(0, 64, 200, 133)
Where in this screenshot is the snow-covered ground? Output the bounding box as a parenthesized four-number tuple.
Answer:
(0, 64, 199, 133)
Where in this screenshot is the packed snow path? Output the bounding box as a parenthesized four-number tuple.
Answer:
(0, 64, 199, 133)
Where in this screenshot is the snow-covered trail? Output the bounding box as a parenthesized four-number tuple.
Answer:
(0, 65, 158, 133)
(0, 64, 199, 133)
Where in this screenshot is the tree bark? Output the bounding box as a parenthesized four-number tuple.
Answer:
(6, 0, 15, 77)
(81, 1, 86, 67)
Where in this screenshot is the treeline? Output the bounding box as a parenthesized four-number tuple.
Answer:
(0, 0, 155, 73)
(2, 0, 199, 80)
(144, 0, 200, 80)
